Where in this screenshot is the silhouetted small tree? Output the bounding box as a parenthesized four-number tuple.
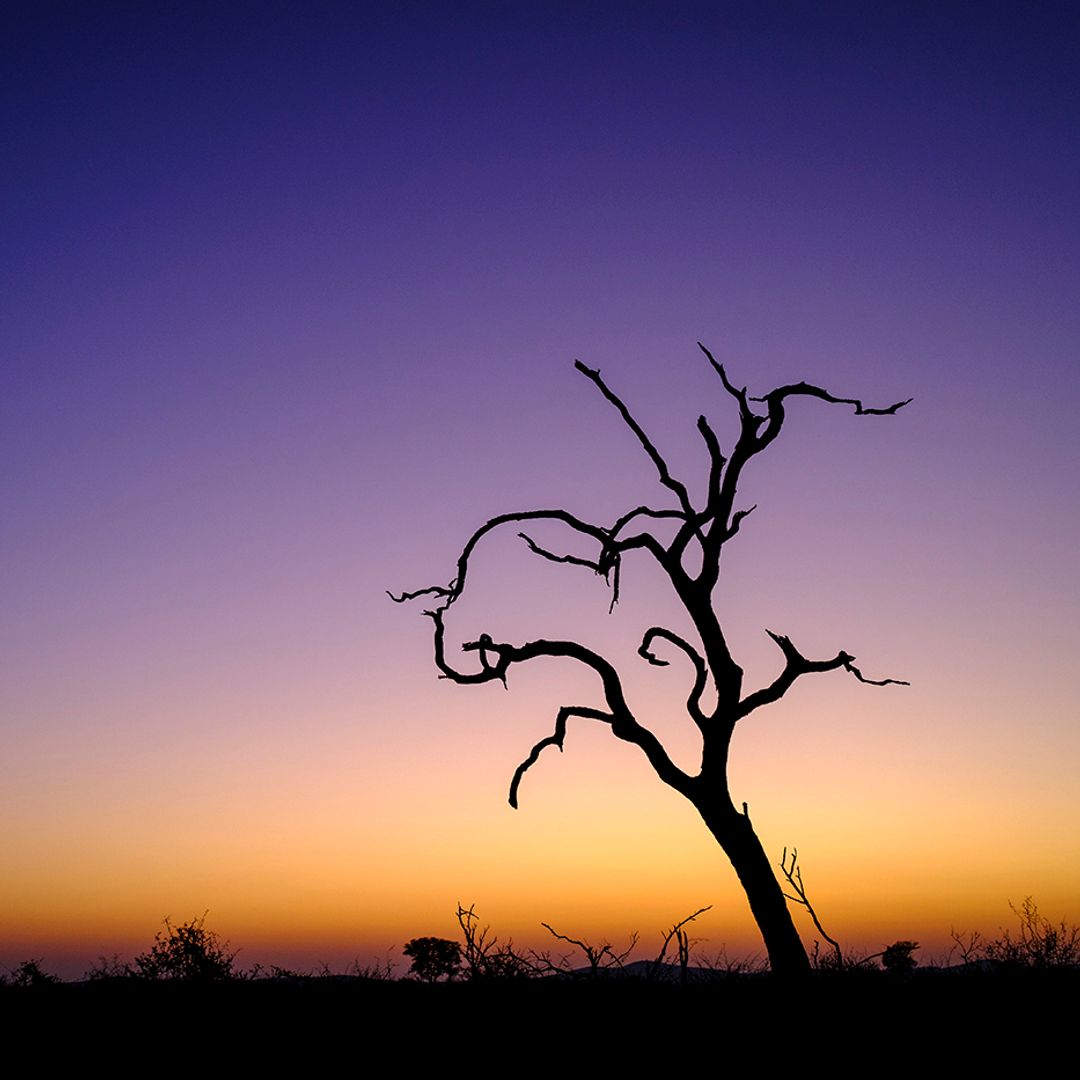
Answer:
(394, 345, 909, 975)
(881, 940, 919, 975)
(403, 936, 462, 982)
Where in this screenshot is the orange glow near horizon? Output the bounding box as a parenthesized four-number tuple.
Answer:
(5, 688, 1079, 978)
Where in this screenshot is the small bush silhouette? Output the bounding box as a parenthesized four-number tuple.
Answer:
(8, 958, 59, 987)
(403, 937, 462, 982)
(134, 913, 237, 982)
(85, 953, 134, 980)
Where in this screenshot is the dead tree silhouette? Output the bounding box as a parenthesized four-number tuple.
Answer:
(391, 344, 909, 975)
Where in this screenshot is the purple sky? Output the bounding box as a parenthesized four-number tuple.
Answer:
(3, 3, 1078, 975)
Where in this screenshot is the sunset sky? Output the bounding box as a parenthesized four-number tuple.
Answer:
(3, 3, 1079, 977)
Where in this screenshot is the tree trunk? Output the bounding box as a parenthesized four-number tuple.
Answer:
(694, 793, 811, 976)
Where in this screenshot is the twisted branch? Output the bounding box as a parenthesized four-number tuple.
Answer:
(388, 509, 609, 610)
(753, 383, 913, 416)
(423, 611, 694, 800)
(392, 346, 910, 843)
(509, 706, 613, 808)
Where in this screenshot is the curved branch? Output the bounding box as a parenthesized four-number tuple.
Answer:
(722, 504, 756, 542)
(754, 382, 911, 457)
(517, 530, 630, 612)
(575, 360, 697, 520)
(638, 627, 709, 729)
(392, 505, 676, 616)
(753, 382, 912, 416)
(607, 506, 686, 587)
(431, 622, 693, 796)
(609, 505, 686, 538)
(429, 611, 506, 686)
(737, 629, 908, 719)
(843, 658, 910, 687)
(390, 509, 610, 611)
(509, 705, 612, 808)
(386, 583, 454, 604)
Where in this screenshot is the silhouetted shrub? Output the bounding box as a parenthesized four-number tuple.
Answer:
(350, 953, 397, 981)
(8, 959, 59, 987)
(985, 898, 1080, 970)
(134, 913, 237, 982)
(85, 953, 135, 980)
(455, 904, 534, 979)
(538, 921, 638, 979)
(882, 940, 919, 975)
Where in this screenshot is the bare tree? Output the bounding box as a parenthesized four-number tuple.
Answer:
(539, 923, 638, 978)
(392, 344, 909, 975)
(454, 903, 533, 979)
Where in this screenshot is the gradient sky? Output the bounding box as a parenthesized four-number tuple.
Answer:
(3, 3, 1079, 977)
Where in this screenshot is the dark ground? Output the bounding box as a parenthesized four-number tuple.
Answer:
(4, 968, 1074, 1066)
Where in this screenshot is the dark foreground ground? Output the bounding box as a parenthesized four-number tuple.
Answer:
(4, 968, 1075, 1065)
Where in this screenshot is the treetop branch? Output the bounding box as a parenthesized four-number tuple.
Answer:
(697, 342, 760, 427)
(736, 629, 908, 719)
(754, 382, 913, 416)
(575, 360, 697, 520)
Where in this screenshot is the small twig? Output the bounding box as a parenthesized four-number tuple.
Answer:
(518, 532, 603, 572)
(780, 847, 843, 969)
